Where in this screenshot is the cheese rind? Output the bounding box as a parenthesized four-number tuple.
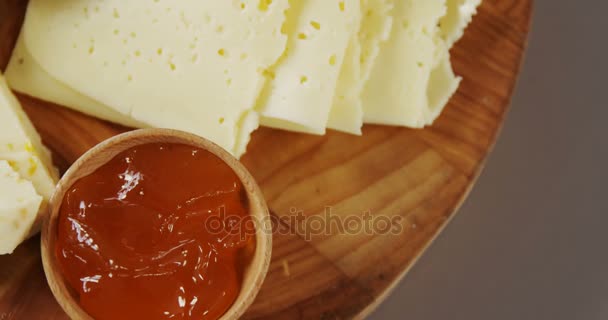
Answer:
(23, 0, 289, 157)
(0, 160, 42, 255)
(6, 34, 147, 128)
(258, 0, 361, 135)
(0, 74, 58, 203)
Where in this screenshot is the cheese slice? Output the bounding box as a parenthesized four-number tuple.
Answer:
(327, 0, 394, 134)
(0, 161, 43, 254)
(362, 0, 447, 127)
(6, 33, 146, 128)
(0, 74, 58, 203)
(257, 0, 361, 135)
(440, 0, 481, 47)
(425, 49, 461, 123)
(359, 0, 395, 86)
(23, 0, 289, 157)
(327, 11, 363, 134)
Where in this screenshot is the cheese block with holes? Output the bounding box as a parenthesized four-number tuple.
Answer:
(22, 0, 289, 157)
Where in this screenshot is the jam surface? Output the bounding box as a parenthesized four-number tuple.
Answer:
(56, 143, 254, 320)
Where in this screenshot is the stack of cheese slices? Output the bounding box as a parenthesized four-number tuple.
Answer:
(6, 0, 480, 158)
(0, 74, 58, 254)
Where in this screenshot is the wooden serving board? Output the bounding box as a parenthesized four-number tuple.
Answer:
(0, 0, 532, 319)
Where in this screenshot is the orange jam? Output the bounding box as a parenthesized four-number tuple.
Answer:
(56, 143, 255, 320)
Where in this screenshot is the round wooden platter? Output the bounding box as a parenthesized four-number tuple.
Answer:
(0, 0, 532, 319)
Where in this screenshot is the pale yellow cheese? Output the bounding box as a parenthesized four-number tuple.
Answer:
(327, 0, 394, 134)
(362, 0, 447, 127)
(0, 160, 42, 255)
(440, 0, 481, 47)
(327, 9, 363, 134)
(257, 0, 361, 135)
(23, 0, 289, 157)
(359, 0, 395, 84)
(0, 74, 58, 203)
(6, 33, 146, 128)
(425, 51, 461, 123)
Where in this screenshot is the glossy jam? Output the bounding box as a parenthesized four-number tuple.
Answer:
(56, 143, 255, 320)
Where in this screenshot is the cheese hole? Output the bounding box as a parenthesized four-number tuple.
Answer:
(219, 117, 225, 124)
(94, 6, 100, 13)
(300, 76, 308, 84)
(417, 62, 424, 68)
(310, 21, 321, 30)
(339, 1, 345, 11)
(134, 50, 141, 57)
(130, 32, 137, 38)
(88, 46, 95, 55)
(329, 54, 337, 66)
(169, 62, 176, 71)
(215, 25, 224, 33)
(240, 3, 246, 10)
(192, 54, 199, 63)
(298, 33, 307, 40)
(113, 29, 119, 35)
(240, 53, 248, 60)
(226, 78, 232, 86)
(218, 48, 227, 57)
(113, 8, 120, 18)
(157, 48, 163, 55)
(17, 58, 24, 65)
(127, 74, 133, 81)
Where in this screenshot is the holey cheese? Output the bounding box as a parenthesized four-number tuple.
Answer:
(6, 33, 146, 128)
(362, 0, 448, 128)
(257, 0, 361, 135)
(327, 0, 394, 135)
(0, 161, 42, 254)
(23, 0, 289, 157)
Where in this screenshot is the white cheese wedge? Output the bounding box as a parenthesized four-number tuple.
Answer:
(23, 0, 289, 157)
(6, 33, 146, 128)
(362, 0, 447, 127)
(0, 74, 58, 204)
(257, 0, 361, 135)
(327, 0, 394, 134)
(440, 0, 481, 47)
(0, 161, 43, 255)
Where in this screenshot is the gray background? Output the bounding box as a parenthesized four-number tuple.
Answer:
(371, 1, 608, 319)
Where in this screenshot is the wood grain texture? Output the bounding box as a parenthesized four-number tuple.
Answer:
(0, 0, 532, 319)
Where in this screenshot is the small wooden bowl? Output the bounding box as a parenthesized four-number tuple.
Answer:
(40, 129, 272, 320)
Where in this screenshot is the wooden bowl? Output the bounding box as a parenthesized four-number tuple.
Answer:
(40, 128, 273, 320)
